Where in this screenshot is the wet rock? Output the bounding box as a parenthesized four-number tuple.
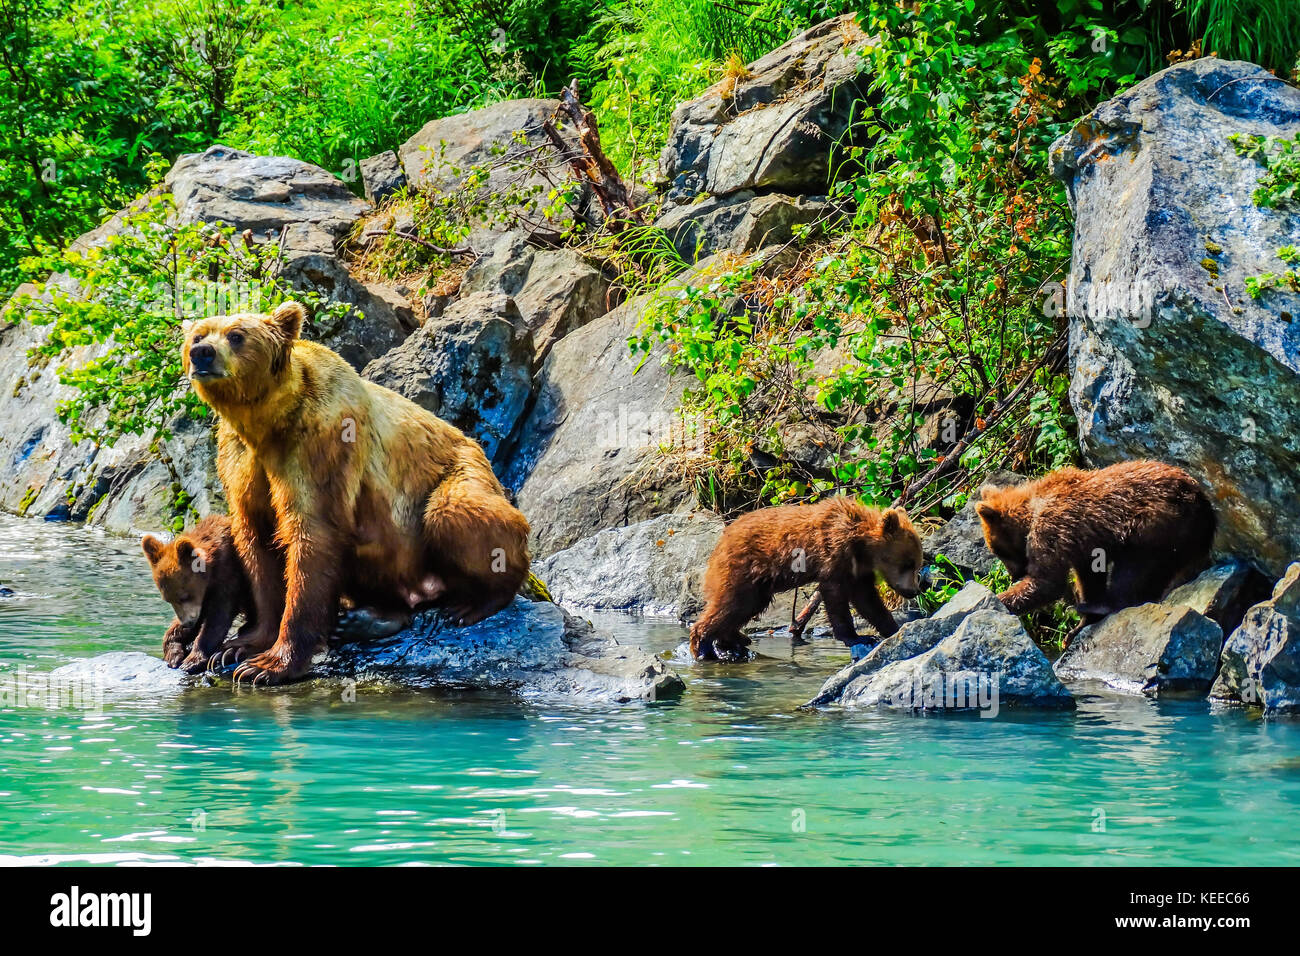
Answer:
(364, 291, 534, 466)
(1054, 603, 1223, 697)
(653, 191, 831, 263)
(535, 511, 724, 615)
(1164, 559, 1271, 637)
(1211, 562, 1300, 712)
(659, 15, 872, 202)
(1050, 58, 1300, 575)
(360, 149, 407, 205)
(461, 232, 615, 361)
(808, 582, 1006, 705)
(808, 589, 1074, 712)
(324, 596, 684, 703)
(922, 471, 1027, 576)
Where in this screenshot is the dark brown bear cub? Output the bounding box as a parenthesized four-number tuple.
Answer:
(690, 498, 924, 660)
(976, 460, 1214, 640)
(143, 515, 254, 674)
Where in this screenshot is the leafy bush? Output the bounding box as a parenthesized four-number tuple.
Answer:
(6, 190, 348, 446)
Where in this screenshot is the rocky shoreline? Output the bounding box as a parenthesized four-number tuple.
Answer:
(3, 24, 1300, 713)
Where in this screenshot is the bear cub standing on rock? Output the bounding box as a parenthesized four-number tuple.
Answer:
(690, 498, 924, 660)
(143, 515, 254, 674)
(976, 460, 1215, 642)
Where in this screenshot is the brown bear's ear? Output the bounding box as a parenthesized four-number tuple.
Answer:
(268, 301, 306, 342)
(141, 534, 166, 565)
(975, 502, 1001, 526)
(882, 509, 901, 534)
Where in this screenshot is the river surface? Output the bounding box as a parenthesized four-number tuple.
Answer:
(1, 513, 1298, 866)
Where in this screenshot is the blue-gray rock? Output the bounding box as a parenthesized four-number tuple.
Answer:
(324, 596, 684, 703)
(1050, 58, 1300, 575)
(652, 191, 831, 264)
(922, 471, 1026, 576)
(360, 149, 407, 205)
(363, 291, 535, 467)
(1211, 562, 1300, 712)
(1054, 603, 1223, 697)
(808, 583, 1073, 711)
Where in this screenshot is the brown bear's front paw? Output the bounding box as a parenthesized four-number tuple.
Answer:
(179, 649, 213, 675)
(163, 638, 190, 668)
(209, 627, 276, 671)
(232, 644, 308, 686)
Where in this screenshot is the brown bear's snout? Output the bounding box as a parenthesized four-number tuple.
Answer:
(189, 342, 218, 374)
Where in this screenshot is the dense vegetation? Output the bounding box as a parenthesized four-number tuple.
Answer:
(2, 0, 1298, 594)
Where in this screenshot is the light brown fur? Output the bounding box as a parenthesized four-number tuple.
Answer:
(142, 515, 254, 674)
(183, 301, 531, 684)
(689, 498, 923, 660)
(976, 460, 1215, 639)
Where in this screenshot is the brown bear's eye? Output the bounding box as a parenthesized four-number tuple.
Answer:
(227, 331, 244, 346)
(192, 333, 203, 343)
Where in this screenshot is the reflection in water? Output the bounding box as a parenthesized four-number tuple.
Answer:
(1, 513, 1298, 865)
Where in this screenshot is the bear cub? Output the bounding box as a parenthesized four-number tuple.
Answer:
(143, 515, 254, 674)
(690, 498, 924, 660)
(976, 460, 1214, 641)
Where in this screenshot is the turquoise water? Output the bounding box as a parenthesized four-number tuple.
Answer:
(1, 513, 1298, 866)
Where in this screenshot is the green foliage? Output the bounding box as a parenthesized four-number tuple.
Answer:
(1231, 130, 1300, 299)
(636, 1, 1113, 511)
(6, 191, 348, 446)
(918, 553, 1080, 646)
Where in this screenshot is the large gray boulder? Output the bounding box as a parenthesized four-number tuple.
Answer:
(808, 589, 1074, 713)
(504, 253, 765, 557)
(168, 145, 410, 367)
(460, 231, 615, 362)
(658, 15, 872, 202)
(534, 511, 724, 614)
(1054, 603, 1223, 697)
(364, 292, 534, 467)
(1050, 58, 1300, 575)
(397, 99, 591, 250)
(1211, 562, 1300, 712)
(167, 144, 368, 254)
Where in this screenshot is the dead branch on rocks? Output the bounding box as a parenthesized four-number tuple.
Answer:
(543, 79, 644, 231)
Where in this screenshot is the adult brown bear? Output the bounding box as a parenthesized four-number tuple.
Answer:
(184, 301, 531, 685)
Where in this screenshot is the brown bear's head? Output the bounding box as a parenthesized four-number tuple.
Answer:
(182, 301, 305, 408)
(975, 484, 1031, 579)
(872, 507, 924, 598)
(142, 532, 214, 626)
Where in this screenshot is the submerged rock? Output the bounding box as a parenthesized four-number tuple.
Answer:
(1054, 603, 1223, 697)
(1211, 562, 1300, 712)
(1050, 58, 1300, 575)
(808, 583, 1074, 712)
(535, 511, 724, 615)
(324, 597, 684, 703)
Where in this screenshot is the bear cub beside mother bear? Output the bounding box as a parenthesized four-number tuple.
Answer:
(183, 300, 531, 685)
